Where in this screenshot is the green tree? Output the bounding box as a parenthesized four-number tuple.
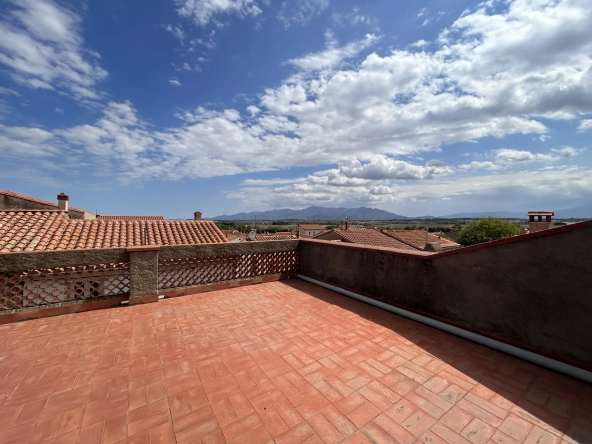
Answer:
(457, 217, 521, 246)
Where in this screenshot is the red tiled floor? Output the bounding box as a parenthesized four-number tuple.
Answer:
(0, 280, 591, 443)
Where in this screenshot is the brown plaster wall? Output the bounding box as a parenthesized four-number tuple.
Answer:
(158, 240, 299, 261)
(1, 194, 56, 211)
(0, 248, 129, 273)
(128, 250, 159, 303)
(0, 194, 85, 219)
(299, 223, 592, 367)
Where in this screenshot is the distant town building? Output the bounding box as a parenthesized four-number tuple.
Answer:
(298, 224, 325, 236)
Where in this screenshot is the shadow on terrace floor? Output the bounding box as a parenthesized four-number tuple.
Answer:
(285, 279, 592, 443)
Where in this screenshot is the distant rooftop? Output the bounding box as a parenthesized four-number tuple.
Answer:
(0, 210, 226, 252)
(97, 215, 165, 220)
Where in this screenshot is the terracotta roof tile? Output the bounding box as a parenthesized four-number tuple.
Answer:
(0, 210, 226, 252)
(97, 215, 165, 220)
(383, 230, 461, 251)
(300, 224, 325, 230)
(331, 228, 419, 251)
(254, 233, 297, 241)
(0, 190, 86, 214)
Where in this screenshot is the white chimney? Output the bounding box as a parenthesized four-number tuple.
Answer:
(57, 193, 69, 212)
(194, 211, 202, 221)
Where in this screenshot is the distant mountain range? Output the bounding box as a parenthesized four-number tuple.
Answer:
(212, 204, 592, 221)
(213, 206, 408, 221)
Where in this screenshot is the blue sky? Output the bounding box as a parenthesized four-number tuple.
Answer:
(0, 0, 591, 218)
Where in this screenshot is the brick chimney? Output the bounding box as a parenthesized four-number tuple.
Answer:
(528, 210, 554, 233)
(194, 211, 202, 221)
(57, 193, 69, 212)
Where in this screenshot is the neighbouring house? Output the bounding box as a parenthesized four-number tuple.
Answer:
(528, 210, 554, 233)
(97, 215, 165, 220)
(298, 224, 325, 236)
(0, 190, 96, 219)
(0, 209, 227, 252)
(384, 230, 461, 251)
(314, 227, 421, 251)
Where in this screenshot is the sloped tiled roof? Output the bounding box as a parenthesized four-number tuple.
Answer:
(384, 230, 461, 251)
(97, 215, 165, 220)
(331, 228, 419, 251)
(0, 210, 226, 252)
(0, 190, 85, 214)
(254, 233, 297, 241)
(300, 224, 325, 230)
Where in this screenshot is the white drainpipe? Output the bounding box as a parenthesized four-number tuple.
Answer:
(297, 274, 592, 384)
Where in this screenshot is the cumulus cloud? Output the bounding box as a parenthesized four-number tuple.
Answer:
(460, 147, 584, 170)
(578, 119, 592, 132)
(163, 24, 185, 42)
(285, 33, 379, 73)
(1, 0, 592, 190)
(228, 166, 592, 208)
(494, 149, 557, 163)
(175, 0, 262, 26)
(338, 157, 452, 180)
(169, 77, 183, 86)
(0, 0, 107, 101)
(551, 146, 585, 157)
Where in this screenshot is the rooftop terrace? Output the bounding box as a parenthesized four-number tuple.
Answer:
(0, 280, 590, 443)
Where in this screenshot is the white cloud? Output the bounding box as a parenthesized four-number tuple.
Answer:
(338, 157, 452, 180)
(494, 149, 557, 163)
(175, 0, 262, 26)
(1, 0, 591, 189)
(163, 24, 185, 42)
(417, 8, 427, 18)
(459, 161, 501, 171)
(183, 63, 192, 71)
(169, 77, 183, 86)
(409, 40, 429, 49)
(228, 166, 592, 208)
(578, 119, 592, 132)
(278, 0, 329, 28)
(285, 33, 379, 73)
(0, 86, 19, 96)
(421, 19, 431, 27)
(0, 0, 107, 101)
(551, 146, 585, 157)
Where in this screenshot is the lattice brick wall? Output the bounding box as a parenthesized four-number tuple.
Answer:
(0, 263, 130, 310)
(158, 249, 299, 290)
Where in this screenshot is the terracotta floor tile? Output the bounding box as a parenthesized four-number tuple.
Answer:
(320, 405, 357, 438)
(274, 397, 306, 429)
(127, 399, 171, 436)
(221, 412, 263, 441)
(347, 399, 382, 428)
(176, 416, 220, 444)
(41, 385, 92, 418)
(461, 417, 496, 444)
(77, 421, 104, 444)
(0, 281, 586, 444)
(373, 413, 416, 444)
(54, 405, 85, 437)
(274, 421, 316, 444)
(148, 421, 176, 444)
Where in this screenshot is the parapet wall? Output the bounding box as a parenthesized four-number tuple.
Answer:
(299, 221, 592, 369)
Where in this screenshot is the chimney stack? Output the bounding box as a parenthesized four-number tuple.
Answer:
(528, 210, 554, 233)
(194, 211, 202, 221)
(57, 193, 69, 212)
